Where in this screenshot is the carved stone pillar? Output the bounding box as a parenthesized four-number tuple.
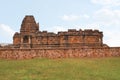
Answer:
(21, 37, 23, 44)
(29, 36, 31, 44)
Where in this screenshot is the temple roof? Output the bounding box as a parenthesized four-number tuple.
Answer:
(20, 15, 39, 34)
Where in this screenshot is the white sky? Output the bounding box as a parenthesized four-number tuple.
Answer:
(0, 0, 120, 47)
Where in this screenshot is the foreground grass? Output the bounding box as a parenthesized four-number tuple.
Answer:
(0, 57, 120, 80)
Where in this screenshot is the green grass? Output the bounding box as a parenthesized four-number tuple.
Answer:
(0, 57, 120, 80)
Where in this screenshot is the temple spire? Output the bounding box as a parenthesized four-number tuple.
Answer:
(20, 15, 39, 34)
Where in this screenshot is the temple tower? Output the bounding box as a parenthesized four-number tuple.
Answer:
(13, 15, 39, 48)
(20, 15, 39, 34)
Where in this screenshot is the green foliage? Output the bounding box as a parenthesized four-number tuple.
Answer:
(0, 57, 120, 80)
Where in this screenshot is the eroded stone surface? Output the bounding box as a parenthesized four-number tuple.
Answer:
(0, 48, 120, 59)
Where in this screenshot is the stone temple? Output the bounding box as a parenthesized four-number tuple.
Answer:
(1, 15, 120, 59)
(13, 15, 104, 49)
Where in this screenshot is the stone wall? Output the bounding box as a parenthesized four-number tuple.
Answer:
(0, 47, 120, 59)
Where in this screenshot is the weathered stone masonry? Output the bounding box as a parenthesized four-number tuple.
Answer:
(0, 48, 120, 59)
(0, 15, 120, 59)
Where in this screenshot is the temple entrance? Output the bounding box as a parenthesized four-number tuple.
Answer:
(23, 36, 29, 43)
(20, 35, 32, 48)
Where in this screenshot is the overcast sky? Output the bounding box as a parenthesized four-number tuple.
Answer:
(0, 0, 120, 47)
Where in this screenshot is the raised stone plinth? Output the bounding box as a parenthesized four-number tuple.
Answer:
(0, 47, 120, 59)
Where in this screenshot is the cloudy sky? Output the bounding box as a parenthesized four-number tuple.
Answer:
(0, 0, 120, 47)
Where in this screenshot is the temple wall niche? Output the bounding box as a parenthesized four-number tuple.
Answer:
(36, 36, 43, 44)
(47, 36, 59, 45)
(41, 36, 47, 44)
(59, 35, 68, 44)
(68, 36, 82, 43)
(84, 36, 99, 43)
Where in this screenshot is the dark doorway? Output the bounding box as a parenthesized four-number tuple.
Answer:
(23, 36, 29, 43)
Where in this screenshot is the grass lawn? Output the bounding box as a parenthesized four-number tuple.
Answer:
(0, 57, 120, 80)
